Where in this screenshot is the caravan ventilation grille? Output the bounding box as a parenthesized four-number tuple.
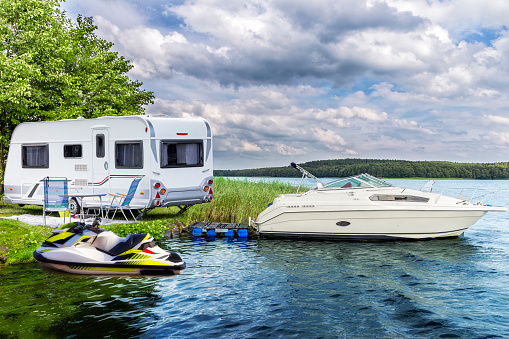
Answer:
(74, 179, 88, 187)
(75, 164, 88, 172)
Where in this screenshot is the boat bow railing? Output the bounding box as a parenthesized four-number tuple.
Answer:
(427, 186, 504, 206)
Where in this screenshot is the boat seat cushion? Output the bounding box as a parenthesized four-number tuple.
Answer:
(94, 232, 148, 256)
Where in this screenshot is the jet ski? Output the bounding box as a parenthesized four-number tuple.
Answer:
(33, 218, 186, 275)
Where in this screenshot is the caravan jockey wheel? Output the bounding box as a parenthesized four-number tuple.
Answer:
(69, 197, 81, 215)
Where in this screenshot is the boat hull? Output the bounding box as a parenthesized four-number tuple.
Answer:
(256, 208, 492, 240)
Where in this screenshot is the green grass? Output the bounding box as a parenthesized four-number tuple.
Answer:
(0, 177, 302, 265)
(0, 202, 43, 216)
(0, 219, 52, 265)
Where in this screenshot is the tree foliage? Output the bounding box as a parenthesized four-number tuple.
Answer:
(214, 159, 509, 180)
(0, 0, 154, 188)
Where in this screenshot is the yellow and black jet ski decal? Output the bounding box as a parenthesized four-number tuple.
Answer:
(67, 265, 137, 272)
(44, 232, 76, 245)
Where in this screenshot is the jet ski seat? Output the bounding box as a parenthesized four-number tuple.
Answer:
(93, 232, 148, 256)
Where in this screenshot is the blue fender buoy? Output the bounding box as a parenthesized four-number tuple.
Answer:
(206, 229, 216, 237)
(225, 229, 234, 237)
(192, 228, 202, 236)
(238, 229, 248, 238)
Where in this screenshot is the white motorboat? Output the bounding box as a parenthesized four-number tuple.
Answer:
(254, 163, 506, 240)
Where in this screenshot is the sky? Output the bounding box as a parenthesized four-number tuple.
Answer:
(60, 0, 509, 170)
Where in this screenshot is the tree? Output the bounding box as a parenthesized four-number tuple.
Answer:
(0, 0, 154, 190)
(213, 159, 509, 179)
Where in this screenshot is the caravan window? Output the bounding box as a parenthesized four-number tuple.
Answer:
(161, 141, 203, 168)
(22, 144, 49, 168)
(63, 144, 82, 158)
(115, 141, 143, 169)
(96, 134, 105, 158)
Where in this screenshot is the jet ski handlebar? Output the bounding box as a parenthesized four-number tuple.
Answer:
(68, 217, 102, 233)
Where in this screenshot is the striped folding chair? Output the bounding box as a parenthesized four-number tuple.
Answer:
(105, 177, 142, 221)
(43, 177, 69, 226)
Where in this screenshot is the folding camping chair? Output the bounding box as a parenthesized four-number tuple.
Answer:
(43, 177, 69, 226)
(105, 177, 142, 221)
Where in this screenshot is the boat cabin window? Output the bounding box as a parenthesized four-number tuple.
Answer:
(115, 141, 143, 169)
(160, 141, 203, 168)
(63, 144, 82, 158)
(96, 134, 105, 158)
(370, 195, 429, 203)
(22, 144, 49, 168)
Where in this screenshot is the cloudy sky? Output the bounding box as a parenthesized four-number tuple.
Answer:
(61, 0, 509, 169)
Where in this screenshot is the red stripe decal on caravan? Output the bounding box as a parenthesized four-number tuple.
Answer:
(177, 133, 188, 135)
(88, 175, 145, 186)
(89, 176, 110, 186)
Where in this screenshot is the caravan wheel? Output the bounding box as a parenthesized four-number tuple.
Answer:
(69, 197, 81, 215)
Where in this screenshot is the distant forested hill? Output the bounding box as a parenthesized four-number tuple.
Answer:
(214, 159, 509, 179)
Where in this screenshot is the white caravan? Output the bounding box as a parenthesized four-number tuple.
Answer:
(3, 115, 214, 216)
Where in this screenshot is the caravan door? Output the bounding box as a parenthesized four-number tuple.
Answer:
(92, 129, 110, 196)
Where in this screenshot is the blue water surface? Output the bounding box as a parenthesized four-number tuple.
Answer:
(1, 179, 509, 338)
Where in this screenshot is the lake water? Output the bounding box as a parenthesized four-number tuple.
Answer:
(1, 179, 509, 338)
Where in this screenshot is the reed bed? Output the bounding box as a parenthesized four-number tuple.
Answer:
(178, 177, 302, 224)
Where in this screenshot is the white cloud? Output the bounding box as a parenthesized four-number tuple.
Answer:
(384, 0, 509, 38)
(338, 107, 388, 121)
(62, 0, 147, 28)
(392, 119, 436, 135)
(344, 149, 359, 155)
(277, 143, 307, 156)
(484, 131, 509, 145)
(240, 141, 263, 152)
(88, 0, 509, 100)
(313, 128, 347, 149)
(484, 114, 509, 125)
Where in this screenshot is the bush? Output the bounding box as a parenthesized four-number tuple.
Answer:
(102, 220, 169, 239)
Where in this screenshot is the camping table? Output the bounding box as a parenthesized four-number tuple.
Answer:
(68, 193, 107, 222)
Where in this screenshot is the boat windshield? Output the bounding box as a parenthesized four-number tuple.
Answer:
(324, 174, 393, 189)
(357, 174, 392, 187)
